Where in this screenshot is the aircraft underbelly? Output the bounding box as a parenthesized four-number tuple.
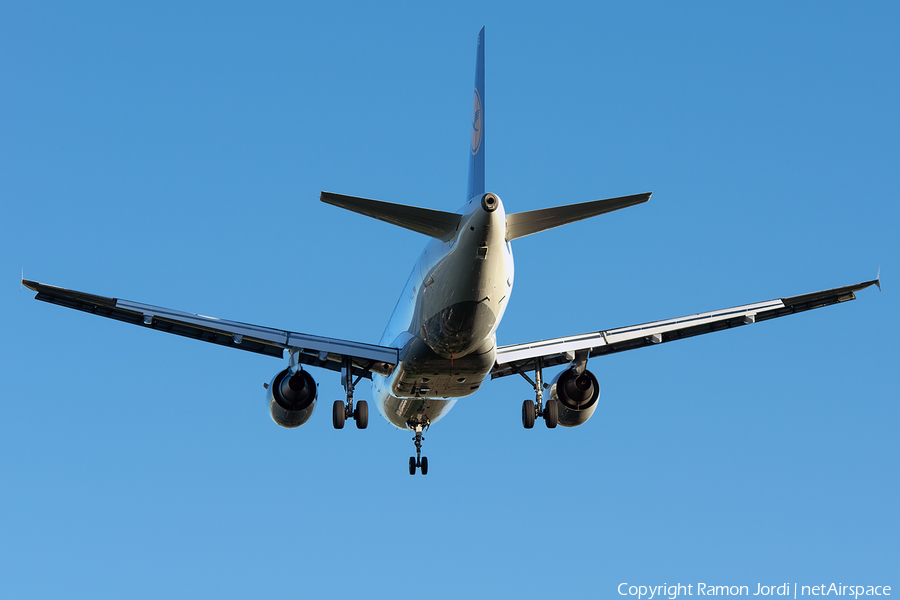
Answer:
(374, 335, 496, 428)
(392, 335, 495, 397)
(379, 396, 458, 429)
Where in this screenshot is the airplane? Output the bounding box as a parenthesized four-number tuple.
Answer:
(23, 28, 879, 475)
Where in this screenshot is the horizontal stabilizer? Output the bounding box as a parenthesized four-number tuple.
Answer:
(321, 192, 462, 240)
(506, 192, 651, 241)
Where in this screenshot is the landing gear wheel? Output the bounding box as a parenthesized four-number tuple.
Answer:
(522, 399, 535, 429)
(408, 423, 427, 475)
(354, 400, 368, 429)
(544, 399, 558, 429)
(332, 400, 345, 429)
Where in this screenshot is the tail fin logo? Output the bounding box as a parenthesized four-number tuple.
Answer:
(471, 88, 483, 155)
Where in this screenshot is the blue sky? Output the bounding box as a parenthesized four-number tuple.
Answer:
(2, 2, 897, 598)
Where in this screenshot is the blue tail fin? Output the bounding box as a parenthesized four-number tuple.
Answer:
(467, 27, 485, 201)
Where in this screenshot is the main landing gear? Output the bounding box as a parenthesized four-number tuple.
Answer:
(408, 423, 428, 475)
(333, 356, 368, 430)
(520, 357, 558, 429)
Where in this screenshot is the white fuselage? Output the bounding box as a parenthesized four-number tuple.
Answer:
(372, 194, 514, 428)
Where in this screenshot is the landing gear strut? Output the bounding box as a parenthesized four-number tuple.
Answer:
(520, 357, 558, 429)
(408, 423, 428, 475)
(333, 355, 368, 429)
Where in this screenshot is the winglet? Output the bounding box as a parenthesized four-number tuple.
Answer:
(876, 266, 882, 291)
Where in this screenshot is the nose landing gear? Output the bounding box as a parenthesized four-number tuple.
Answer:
(407, 423, 429, 475)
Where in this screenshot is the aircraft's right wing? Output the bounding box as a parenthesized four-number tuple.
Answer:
(491, 278, 880, 379)
(23, 280, 398, 379)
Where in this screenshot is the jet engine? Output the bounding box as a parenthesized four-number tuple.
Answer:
(548, 367, 600, 427)
(267, 368, 317, 428)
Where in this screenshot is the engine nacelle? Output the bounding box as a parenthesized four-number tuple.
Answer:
(267, 368, 317, 428)
(548, 367, 600, 427)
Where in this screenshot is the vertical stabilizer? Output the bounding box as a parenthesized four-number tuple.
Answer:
(467, 27, 485, 201)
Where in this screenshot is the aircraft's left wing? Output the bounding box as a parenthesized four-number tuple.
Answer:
(23, 280, 398, 379)
(491, 279, 879, 379)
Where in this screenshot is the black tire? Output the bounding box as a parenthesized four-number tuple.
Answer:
(420, 457, 428, 475)
(408, 457, 416, 475)
(332, 400, 345, 429)
(544, 399, 558, 429)
(522, 399, 535, 429)
(354, 400, 368, 429)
